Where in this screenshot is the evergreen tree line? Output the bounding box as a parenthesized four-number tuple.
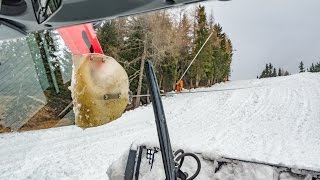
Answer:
(308, 62, 320, 72)
(97, 5, 234, 107)
(299, 61, 320, 73)
(259, 60, 320, 79)
(258, 63, 290, 79)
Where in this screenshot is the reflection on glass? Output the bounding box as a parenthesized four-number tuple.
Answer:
(32, 0, 62, 23)
(0, 32, 74, 133)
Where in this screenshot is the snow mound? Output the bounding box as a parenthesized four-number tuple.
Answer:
(108, 146, 316, 180)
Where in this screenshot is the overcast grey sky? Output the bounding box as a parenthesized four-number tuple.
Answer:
(202, 0, 320, 80)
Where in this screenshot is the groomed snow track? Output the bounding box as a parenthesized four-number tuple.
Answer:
(0, 72, 319, 179)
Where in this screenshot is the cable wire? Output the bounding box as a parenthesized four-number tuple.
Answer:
(178, 31, 214, 82)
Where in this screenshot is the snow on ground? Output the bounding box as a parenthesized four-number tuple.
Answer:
(0, 72, 319, 180)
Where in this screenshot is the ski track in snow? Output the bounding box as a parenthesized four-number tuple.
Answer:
(0, 72, 320, 179)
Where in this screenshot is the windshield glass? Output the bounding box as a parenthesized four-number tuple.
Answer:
(0, 32, 73, 133)
(0, 0, 320, 179)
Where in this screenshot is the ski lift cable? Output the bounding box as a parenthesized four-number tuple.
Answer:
(178, 31, 214, 83)
(131, 86, 254, 98)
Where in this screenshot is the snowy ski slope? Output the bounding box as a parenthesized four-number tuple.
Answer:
(0, 72, 319, 179)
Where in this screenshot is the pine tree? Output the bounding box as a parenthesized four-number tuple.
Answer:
(193, 5, 211, 87)
(315, 62, 320, 72)
(212, 24, 223, 84)
(284, 71, 290, 76)
(177, 13, 192, 86)
(259, 69, 267, 79)
(278, 68, 282, 76)
(265, 64, 269, 77)
(258, 64, 291, 79)
(97, 21, 118, 58)
(309, 63, 316, 72)
(272, 67, 277, 77)
(299, 61, 305, 73)
(223, 38, 233, 81)
(268, 63, 273, 76)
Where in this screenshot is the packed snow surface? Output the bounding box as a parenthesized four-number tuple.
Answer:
(0, 73, 319, 179)
(107, 147, 315, 180)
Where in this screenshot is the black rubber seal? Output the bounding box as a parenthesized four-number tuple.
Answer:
(0, 0, 27, 16)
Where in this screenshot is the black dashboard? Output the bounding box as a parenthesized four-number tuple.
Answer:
(0, 0, 220, 40)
